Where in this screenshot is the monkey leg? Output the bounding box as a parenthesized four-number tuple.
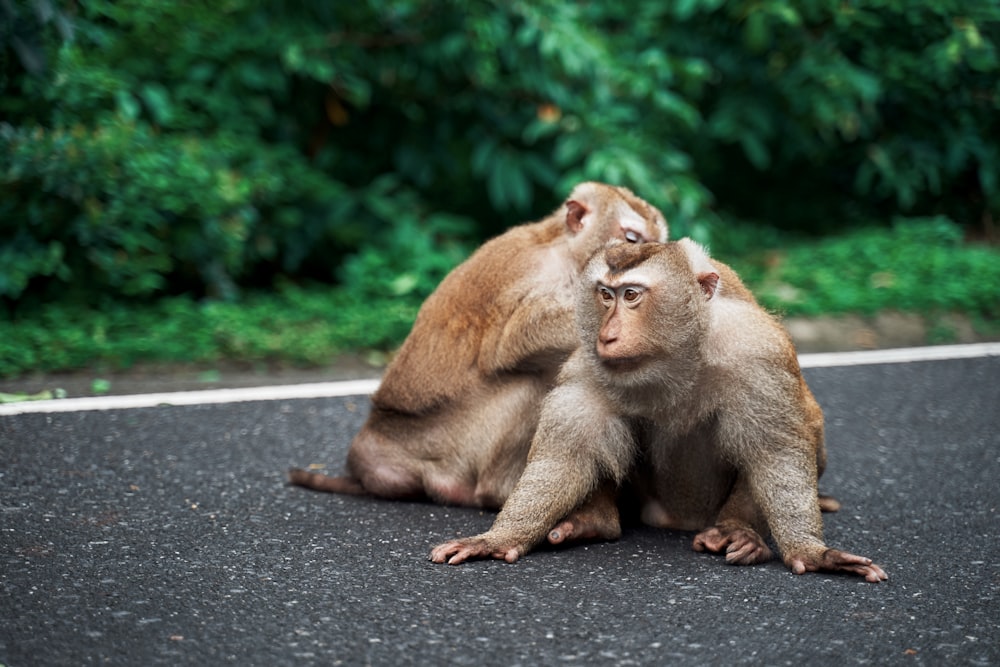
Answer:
(339, 427, 447, 502)
(547, 483, 622, 546)
(692, 475, 772, 566)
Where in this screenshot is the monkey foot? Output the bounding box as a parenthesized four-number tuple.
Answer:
(547, 510, 622, 546)
(428, 535, 528, 565)
(692, 525, 773, 565)
(786, 548, 888, 582)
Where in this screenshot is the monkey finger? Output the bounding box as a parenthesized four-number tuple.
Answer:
(818, 494, 842, 513)
(548, 528, 567, 545)
(500, 548, 522, 563)
(832, 556, 888, 582)
(428, 540, 475, 564)
(823, 561, 888, 582)
(428, 545, 453, 564)
(787, 549, 889, 581)
(724, 543, 753, 564)
(549, 511, 622, 546)
(854, 564, 888, 582)
(445, 545, 490, 565)
(446, 550, 475, 566)
(547, 519, 579, 545)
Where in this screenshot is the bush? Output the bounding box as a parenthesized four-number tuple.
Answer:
(1, 0, 998, 351)
(745, 217, 1000, 318)
(686, 1, 1000, 231)
(2, 216, 997, 378)
(0, 283, 422, 377)
(1, 0, 709, 306)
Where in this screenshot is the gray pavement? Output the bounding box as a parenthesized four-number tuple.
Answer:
(1, 355, 998, 666)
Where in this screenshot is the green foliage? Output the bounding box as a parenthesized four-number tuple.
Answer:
(0, 283, 421, 377)
(2, 216, 997, 379)
(1, 0, 714, 304)
(748, 217, 1000, 318)
(2, 122, 353, 300)
(2, 0, 999, 377)
(672, 1, 1000, 230)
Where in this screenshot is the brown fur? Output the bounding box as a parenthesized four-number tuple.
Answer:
(429, 240, 886, 582)
(289, 183, 667, 509)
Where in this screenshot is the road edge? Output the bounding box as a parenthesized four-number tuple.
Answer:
(3, 342, 999, 416)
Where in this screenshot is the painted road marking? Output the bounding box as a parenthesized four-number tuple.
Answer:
(2, 342, 998, 415)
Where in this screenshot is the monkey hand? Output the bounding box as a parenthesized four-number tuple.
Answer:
(428, 534, 531, 565)
(692, 523, 773, 565)
(785, 547, 889, 583)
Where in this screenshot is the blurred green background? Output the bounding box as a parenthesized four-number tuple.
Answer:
(2, 0, 999, 378)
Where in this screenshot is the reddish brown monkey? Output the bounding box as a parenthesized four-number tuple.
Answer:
(430, 240, 887, 582)
(289, 183, 667, 512)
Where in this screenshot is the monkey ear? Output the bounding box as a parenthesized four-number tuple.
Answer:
(697, 272, 720, 299)
(565, 200, 589, 233)
(677, 238, 719, 299)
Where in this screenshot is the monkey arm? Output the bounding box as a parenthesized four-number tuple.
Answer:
(477, 288, 577, 375)
(427, 456, 599, 566)
(429, 379, 635, 565)
(742, 446, 826, 552)
(475, 243, 582, 375)
(739, 439, 888, 582)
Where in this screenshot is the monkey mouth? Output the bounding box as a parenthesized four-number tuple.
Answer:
(598, 356, 644, 371)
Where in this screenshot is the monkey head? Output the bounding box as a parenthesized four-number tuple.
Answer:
(560, 183, 668, 265)
(577, 240, 721, 374)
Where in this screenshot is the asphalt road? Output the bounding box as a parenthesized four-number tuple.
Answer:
(2, 353, 998, 666)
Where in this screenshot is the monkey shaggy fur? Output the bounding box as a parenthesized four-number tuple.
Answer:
(431, 240, 887, 582)
(290, 183, 667, 509)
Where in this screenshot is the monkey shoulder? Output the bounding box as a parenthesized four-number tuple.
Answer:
(372, 223, 561, 412)
(411, 221, 560, 326)
(707, 298, 784, 352)
(471, 224, 581, 374)
(705, 299, 801, 385)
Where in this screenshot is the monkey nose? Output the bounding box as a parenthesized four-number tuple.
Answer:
(598, 336, 619, 356)
(597, 337, 619, 358)
(599, 322, 619, 346)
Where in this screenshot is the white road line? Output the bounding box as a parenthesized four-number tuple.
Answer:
(2, 342, 998, 416)
(0, 379, 381, 416)
(797, 341, 1000, 368)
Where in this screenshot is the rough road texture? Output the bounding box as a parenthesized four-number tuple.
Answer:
(2, 357, 998, 665)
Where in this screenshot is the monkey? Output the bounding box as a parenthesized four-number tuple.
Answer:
(429, 239, 887, 582)
(289, 183, 668, 516)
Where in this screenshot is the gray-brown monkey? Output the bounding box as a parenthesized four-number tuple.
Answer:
(430, 240, 887, 582)
(290, 183, 667, 512)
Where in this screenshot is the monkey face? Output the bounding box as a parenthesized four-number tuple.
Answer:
(578, 241, 716, 372)
(593, 281, 649, 368)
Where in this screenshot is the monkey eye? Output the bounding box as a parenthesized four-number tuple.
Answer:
(624, 229, 641, 243)
(623, 287, 643, 303)
(598, 286, 615, 306)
